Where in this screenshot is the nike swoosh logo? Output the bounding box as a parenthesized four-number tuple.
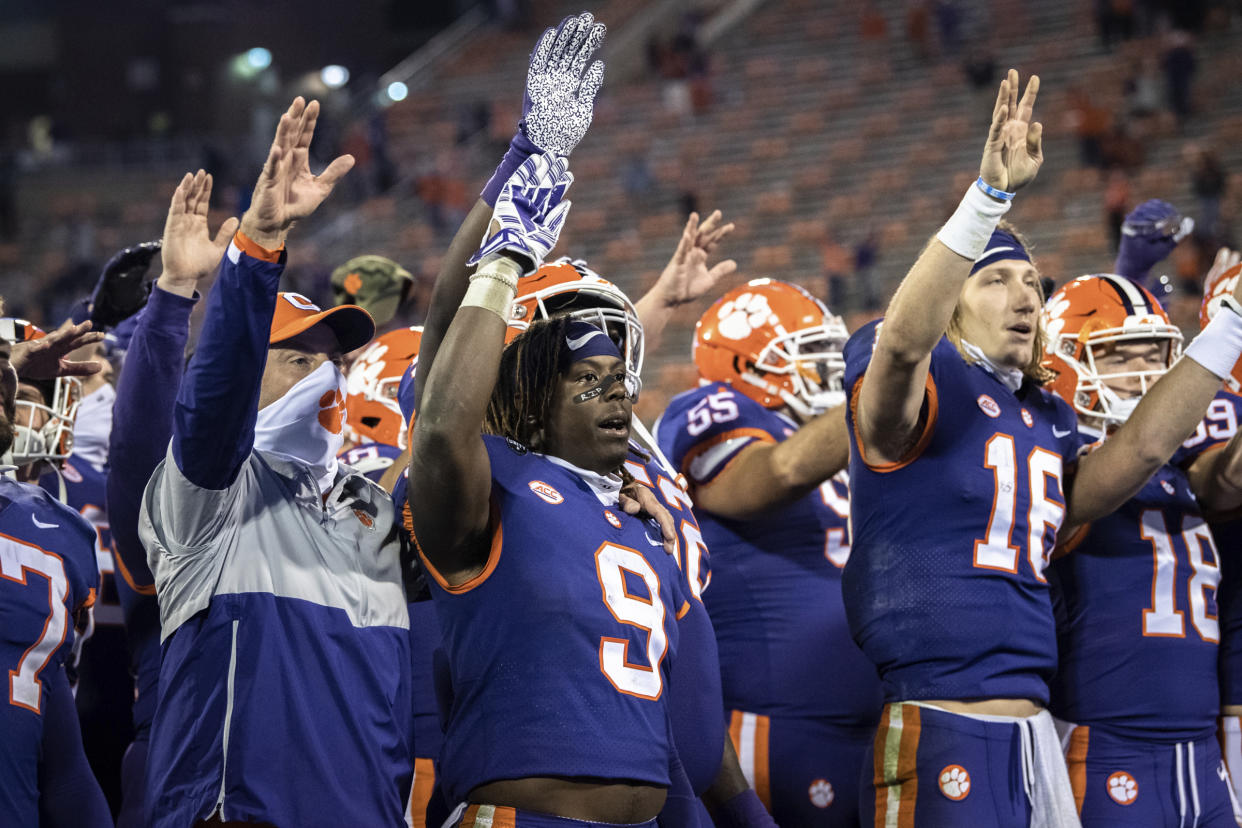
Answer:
(978, 245, 1015, 260)
(565, 330, 605, 350)
(1052, 426, 1072, 438)
(31, 515, 59, 529)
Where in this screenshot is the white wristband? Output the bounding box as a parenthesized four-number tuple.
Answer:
(1184, 295, 1242, 380)
(935, 181, 1013, 261)
(461, 256, 522, 320)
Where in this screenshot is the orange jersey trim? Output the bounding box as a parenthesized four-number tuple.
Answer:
(1052, 522, 1092, 559)
(413, 498, 503, 595)
(233, 229, 284, 263)
(111, 543, 156, 596)
(680, 427, 776, 485)
(676, 600, 691, 620)
(1066, 725, 1090, 815)
(850, 374, 939, 474)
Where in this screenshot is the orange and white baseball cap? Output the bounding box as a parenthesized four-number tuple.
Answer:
(270, 292, 374, 353)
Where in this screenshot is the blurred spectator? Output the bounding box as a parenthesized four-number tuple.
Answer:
(821, 235, 853, 309)
(962, 44, 997, 90)
(905, 0, 932, 61)
(1185, 144, 1227, 241)
(621, 154, 656, 202)
(1100, 120, 1145, 172)
(1103, 170, 1131, 252)
(860, 1, 888, 41)
(1163, 30, 1196, 126)
(1123, 55, 1163, 127)
(934, 0, 963, 54)
(854, 231, 881, 310)
(1066, 86, 1113, 168)
(1096, 0, 1136, 50)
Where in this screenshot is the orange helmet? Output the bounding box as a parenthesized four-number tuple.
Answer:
(0, 318, 81, 468)
(693, 279, 849, 419)
(1200, 261, 1242, 392)
(1043, 274, 1182, 428)
(344, 326, 422, 449)
(508, 257, 643, 396)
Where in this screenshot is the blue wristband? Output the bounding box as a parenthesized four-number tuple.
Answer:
(975, 177, 1015, 202)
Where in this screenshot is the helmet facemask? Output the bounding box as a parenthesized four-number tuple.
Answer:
(1059, 323, 1182, 428)
(5, 377, 81, 470)
(745, 319, 850, 420)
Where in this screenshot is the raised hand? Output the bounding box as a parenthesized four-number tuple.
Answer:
(979, 69, 1043, 194)
(468, 152, 573, 275)
(160, 170, 240, 295)
(522, 12, 606, 156)
(651, 210, 738, 308)
(240, 97, 354, 249)
(10, 320, 104, 380)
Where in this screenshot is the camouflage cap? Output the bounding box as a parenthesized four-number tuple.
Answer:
(331, 255, 414, 327)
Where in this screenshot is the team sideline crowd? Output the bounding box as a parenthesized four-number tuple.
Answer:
(6, 10, 1242, 828)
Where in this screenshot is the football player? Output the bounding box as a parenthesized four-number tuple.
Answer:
(341, 325, 422, 483)
(844, 69, 1242, 826)
(1044, 273, 1242, 825)
(655, 278, 883, 827)
(1179, 252, 1242, 807)
(0, 313, 112, 826)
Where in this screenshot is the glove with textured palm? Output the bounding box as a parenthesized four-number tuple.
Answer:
(481, 12, 605, 205)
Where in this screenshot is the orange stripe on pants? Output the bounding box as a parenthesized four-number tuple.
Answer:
(460, 804, 517, 828)
(727, 710, 773, 811)
(1065, 725, 1090, 816)
(406, 757, 435, 828)
(872, 703, 921, 828)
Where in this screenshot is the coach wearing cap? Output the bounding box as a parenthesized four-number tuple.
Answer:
(139, 98, 412, 828)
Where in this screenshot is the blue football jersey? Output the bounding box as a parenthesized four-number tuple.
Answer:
(0, 477, 100, 824)
(1178, 388, 1242, 706)
(842, 320, 1079, 704)
(624, 445, 725, 795)
(655, 382, 882, 723)
(1049, 430, 1220, 739)
(339, 440, 404, 485)
(421, 435, 688, 803)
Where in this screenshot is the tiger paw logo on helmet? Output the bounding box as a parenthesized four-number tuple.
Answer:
(938, 765, 971, 800)
(1106, 771, 1137, 805)
(716, 292, 782, 341)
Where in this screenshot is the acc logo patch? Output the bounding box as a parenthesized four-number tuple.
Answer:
(1160, 479, 1176, 496)
(61, 462, 84, 483)
(1106, 771, 1137, 805)
(1021, 408, 1034, 428)
(604, 510, 623, 529)
(528, 480, 564, 505)
(977, 395, 1001, 419)
(938, 765, 971, 800)
(808, 779, 834, 808)
(352, 507, 375, 529)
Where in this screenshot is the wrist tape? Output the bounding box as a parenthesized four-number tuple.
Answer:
(461, 256, 522, 320)
(936, 182, 1013, 261)
(1184, 295, 1242, 380)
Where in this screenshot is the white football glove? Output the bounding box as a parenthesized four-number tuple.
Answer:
(522, 12, 606, 156)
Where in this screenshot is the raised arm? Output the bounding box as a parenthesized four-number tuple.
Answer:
(172, 98, 352, 489)
(692, 404, 849, 519)
(634, 210, 736, 352)
(409, 153, 573, 585)
(108, 171, 236, 591)
(856, 70, 1042, 463)
(413, 12, 605, 412)
(1067, 280, 1242, 527)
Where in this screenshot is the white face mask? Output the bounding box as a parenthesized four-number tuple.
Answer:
(73, 383, 115, 470)
(254, 361, 347, 493)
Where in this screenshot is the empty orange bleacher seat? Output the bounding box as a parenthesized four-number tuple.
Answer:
(752, 244, 794, 271)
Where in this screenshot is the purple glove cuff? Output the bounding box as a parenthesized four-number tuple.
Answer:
(481, 131, 541, 206)
(713, 789, 777, 828)
(1114, 234, 1177, 285)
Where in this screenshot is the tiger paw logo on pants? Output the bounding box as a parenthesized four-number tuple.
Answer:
(1107, 771, 1138, 804)
(938, 765, 971, 800)
(808, 778, 834, 808)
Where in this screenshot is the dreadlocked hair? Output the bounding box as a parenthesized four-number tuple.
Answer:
(484, 315, 574, 451)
